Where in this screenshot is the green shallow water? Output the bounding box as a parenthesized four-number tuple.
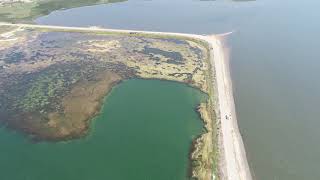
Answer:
(0, 79, 206, 180)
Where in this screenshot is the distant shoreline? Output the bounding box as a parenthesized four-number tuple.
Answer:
(0, 22, 252, 180)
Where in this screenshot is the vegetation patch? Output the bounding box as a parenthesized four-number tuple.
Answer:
(0, 26, 218, 179)
(0, 0, 126, 22)
(0, 29, 209, 141)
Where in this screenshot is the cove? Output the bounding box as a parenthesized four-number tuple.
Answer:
(36, 1, 320, 179)
(0, 79, 206, 180)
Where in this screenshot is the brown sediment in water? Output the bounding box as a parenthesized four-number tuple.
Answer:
(8, 71, 122, 141)
(0, 25, 219, 178)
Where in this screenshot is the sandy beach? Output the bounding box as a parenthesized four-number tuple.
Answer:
(205, 35, 252, 180)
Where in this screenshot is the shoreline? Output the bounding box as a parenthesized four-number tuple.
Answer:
(0, 22, 252, 180)
(206, 36, 252, 180)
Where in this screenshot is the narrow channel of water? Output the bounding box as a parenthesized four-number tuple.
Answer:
(0, 79, 206, 180)
(36, 0, 320, 179)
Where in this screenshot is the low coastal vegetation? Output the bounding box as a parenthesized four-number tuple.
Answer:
(0, 27, 209, 136)
(0, 26, 217, 179)
(0, 0, 221, 179)
(0, 0, 126, 22)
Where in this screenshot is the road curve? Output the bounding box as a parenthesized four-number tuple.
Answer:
(0, 22, 252, 180)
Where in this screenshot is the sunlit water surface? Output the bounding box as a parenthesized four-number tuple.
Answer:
(0, 79, 206, 180)
(36, 0, 320, 179)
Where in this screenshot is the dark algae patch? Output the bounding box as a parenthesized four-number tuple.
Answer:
(0, 79, 206, 180)
(142, 46, 184, 64)
(0, 27, 214, 179)
(0, 30, 209, 141)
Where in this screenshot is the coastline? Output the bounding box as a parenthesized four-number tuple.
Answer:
(207, 35, 252, 180)
(0, 22, 252, 180)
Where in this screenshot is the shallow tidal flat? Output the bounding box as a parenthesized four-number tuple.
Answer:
(0, 28, 214, 179)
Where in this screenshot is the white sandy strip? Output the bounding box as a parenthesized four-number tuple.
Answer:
(206, 36, 252, 180)
(1, 27, 23, 38)
(0, 22, 252, 180)
(0, 38, 18, 42)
